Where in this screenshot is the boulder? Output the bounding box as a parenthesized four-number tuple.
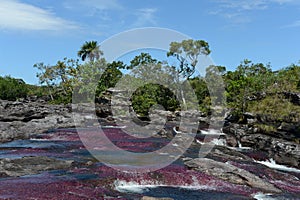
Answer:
(282, 92, 300, 106)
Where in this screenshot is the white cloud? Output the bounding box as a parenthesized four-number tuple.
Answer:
(218, 0, 269, 11)
(215, 0, 299, 11)
(271, 0, 295, 4)
(133, 8, 158, 27)
(211, 0, 299, 24)
(0, 0, 77, 31)
(209, 0, 267, 25)
(283, 20, 300, 28)
(81, 0, 123, 10)
(63, 0, 123, 12)
(62, 0, 123, 22)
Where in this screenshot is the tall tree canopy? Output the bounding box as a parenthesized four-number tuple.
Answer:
(77, 41, 103, 62)
(167, 39, 211, 78)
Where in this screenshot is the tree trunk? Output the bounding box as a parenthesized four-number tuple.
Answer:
(46, 81, 54, 101)
(181, 89, 187, 110)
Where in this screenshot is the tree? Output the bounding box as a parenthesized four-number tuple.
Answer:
(34, 58, 80, 103)
(128, 52, 160, 70)
(167, 39, 211, 78)
(77, 41, 103, 62)
(34, 63, 56, 100)
(96, 61, 125, 96)
(115, 53, 181, 116)
(73, 58, 107, 102)
(167, 39, 211, 109)
(131, 83, 180, 117)
(130, 53, 171, 83)
(225, 59, 273, 114)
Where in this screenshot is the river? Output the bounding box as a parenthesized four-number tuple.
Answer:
(0, 126, 299, 199)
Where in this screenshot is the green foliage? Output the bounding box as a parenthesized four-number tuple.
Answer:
(167, 39, 210, 78)
(0, 76, 28, 101)
(27, 85, 50, 98)
(248, 95, 300, 123)
(113, 74, 144, 92)
(72, 59, 126, 103)
(128, 53, 160, 70)
(205, 65, 226, 105)
(29, 39, 300, 127)
(225, 60, 274, 114)
(126, 53, 183, 115)
(188, 77, 210, 113)
(166, 39, 211, 111)
(189, 77, 209, 105)
(72, 58, 107, 102)
(34, 58, 79, 103)
(131, 83, 180, 117)
(96, 61, 125, 96)
(255, 124, 277, 134)
(77, 41, 103, 62)
(33, 62, 56, 100)
(275, 63, 300, 92)
(187, 65, 226, 115)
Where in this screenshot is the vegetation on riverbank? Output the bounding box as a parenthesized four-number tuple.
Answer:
(1, 40, 299, 123)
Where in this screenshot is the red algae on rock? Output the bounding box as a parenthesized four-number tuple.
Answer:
(0, 173, 109, 199)
(0, 128, 299, 199)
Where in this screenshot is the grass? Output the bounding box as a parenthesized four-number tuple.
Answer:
(254, 124, 277, 134)
(248, 95, 300, 123)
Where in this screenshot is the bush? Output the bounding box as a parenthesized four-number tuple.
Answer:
(0, 76, 28, 101)
(131, 83, 180, 117)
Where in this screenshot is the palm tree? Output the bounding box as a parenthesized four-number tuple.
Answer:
(77, 41, 103, 62)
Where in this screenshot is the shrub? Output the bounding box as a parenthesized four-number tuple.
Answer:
(0, 76, 28, 101)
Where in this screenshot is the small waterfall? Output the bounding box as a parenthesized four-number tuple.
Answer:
(196, 129, 228, 146)
(114, 178, 216, 194)
(200, 129, 225, 135)
(210, 138, 227, 146)
(236, 141, 252, 150)
(114, 180, 159, 193)
(238, 140, 242, 148)
(252, 192, 277, 200)
(196, 138, 227, 146)
(102, 125, 127, 129)
(255, 159, 300, 173)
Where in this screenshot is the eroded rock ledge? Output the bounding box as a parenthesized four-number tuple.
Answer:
(0, 99, 74, 142)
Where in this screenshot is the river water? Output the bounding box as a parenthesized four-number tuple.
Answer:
(0, 127, 299, 199)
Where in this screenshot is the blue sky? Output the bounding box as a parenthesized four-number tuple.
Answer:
(0, 0, 300, 84)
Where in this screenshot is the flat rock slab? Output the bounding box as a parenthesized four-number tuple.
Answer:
(0, 156, 73, 177)
(184, 158, 281, 193)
